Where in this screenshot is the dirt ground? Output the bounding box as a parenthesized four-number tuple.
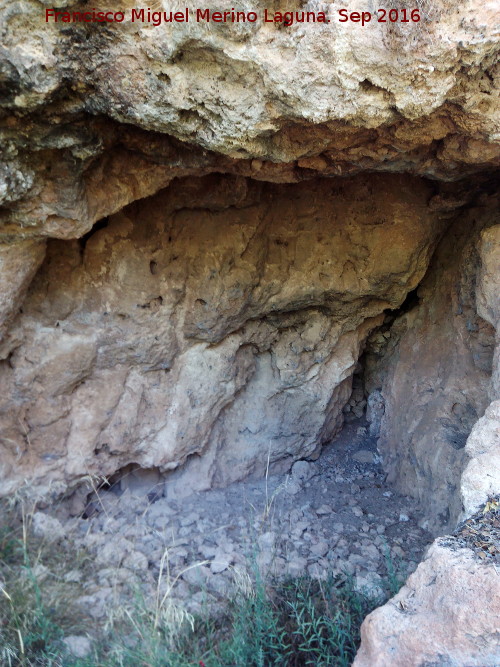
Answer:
(32, 417, 434, 620)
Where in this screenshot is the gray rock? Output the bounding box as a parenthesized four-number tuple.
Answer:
(291, 460, 315, 483)
(366, 390, 385, 438)
(63, 635, 93, 658)
(32, 513, 65, 542)
(353, 450, 375, 464)
(211, 553, 231, 574)
(310, 541, 329, 557)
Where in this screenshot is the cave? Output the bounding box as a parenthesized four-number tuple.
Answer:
(1, 169, 497, 539)
(1, 2, 500, 662)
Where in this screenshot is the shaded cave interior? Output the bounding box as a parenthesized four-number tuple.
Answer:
(3, 169, 498, 537)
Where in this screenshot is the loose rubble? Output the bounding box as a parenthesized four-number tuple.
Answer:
(39, 419, 433, 618)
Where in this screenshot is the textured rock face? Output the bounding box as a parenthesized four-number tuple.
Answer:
(461, 224, 500, 517)
(353, 541, 500, 667)
(1, 0, 499, 246)
(0, 173, 444, 497)
(476, 224, 500, 398)
(461, 400, 500, 517)
(3, 0, 499, 161)
(365, 197, 497, 531)
(1, 4, 500, 665)
(356, 213, 500, 662)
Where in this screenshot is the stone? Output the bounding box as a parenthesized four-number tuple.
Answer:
(63, 635, 93, 659)
(476, 225, 500, 399)
(354, 572, 384, 598)
(308, 563, 327, 580)
(31, 512, 65, 542)
(352, 450, 375, 464)
(310, 541, 329, 558)
(287, 557, 308, 577)
(315, 504, 333, 515)
(0, 240, 46, 342)
(257, 531, 276, 551)
(76, 588, 114, 620)
(94, 538, 134, 567)
(119, 467, 165, 499)
(285, 479, 302, 495)
(370, 204, 497, 533)
(122, 550, 149, 572)
(354, 542, 500, 667)
(366, 391, 385, 438)
(182, 564, 211, 587)
(461, 401, 500, 517)
(1, 174, 447, 501)
(210, 553, 232, 574)
(291, 461, 315, 483)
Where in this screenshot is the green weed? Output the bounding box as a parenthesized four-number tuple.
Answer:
(0, 501, 408, 667)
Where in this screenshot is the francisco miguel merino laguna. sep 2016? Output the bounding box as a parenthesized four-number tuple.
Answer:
(44, 7, 330, 26)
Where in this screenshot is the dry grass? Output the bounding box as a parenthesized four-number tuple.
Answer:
(0, 496, 406, 666)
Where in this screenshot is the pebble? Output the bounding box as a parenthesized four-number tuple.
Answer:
(63, 636, 93, 659)
(211, 553, 231, 574)
(43, 419, 432, 617)
(352, 450, 375, 464)
(310, 541, 329, 557)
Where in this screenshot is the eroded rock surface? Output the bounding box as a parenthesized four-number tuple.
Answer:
(1, 3, 500, 665)
(0, 173, 445, 498)
(354, 540, 500, 667)
(365, 195, 498, 531)
(1, 0, 499, 243)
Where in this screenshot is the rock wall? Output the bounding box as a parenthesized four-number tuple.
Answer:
(1, 3, 500, 663)
(354, 213, 500, 665)
(365, 193, 498, 532)
(353, 540, 500, 667)
(461, 223, 500, 518)
(0, 173, 447, 499)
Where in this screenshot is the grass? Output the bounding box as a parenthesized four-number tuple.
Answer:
(0, 501, 406, 667)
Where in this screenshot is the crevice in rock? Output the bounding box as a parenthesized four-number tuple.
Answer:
(78, 215, 109, 255)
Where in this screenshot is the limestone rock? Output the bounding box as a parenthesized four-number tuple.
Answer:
(477, 225, 500, 331)
(461, 400, 500, 516)
(354, 542, 500, 667)
(366, 391, 385, 438)
(62, 636, 93, 659)
(0, 240, 46, 342)
(352, 450, 375, 464)
(370, 199, 497, 532)
(477, 224, 500, 400)
(0, 0, 498, 245)
(0, 174, 444, 499)
(31, 512, 65, 542)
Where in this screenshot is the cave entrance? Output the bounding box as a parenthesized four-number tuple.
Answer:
(3, 172, 498, 603)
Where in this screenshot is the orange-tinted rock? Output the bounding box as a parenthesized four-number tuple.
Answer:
(354, 541, 500, 667)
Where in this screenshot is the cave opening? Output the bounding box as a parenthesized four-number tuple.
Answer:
(2, 168, 498, 636)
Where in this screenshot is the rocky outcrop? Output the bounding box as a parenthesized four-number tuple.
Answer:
(461, 400, 500, 516)
(0, 173, 447, 498)
(1, 0, 499, 247)
(461, 224, 500, 517)
(1, 2, 500, 664)
(365, 196, 498, 532)
(353, 540, 500, 667)
(356, 217, 500, 663)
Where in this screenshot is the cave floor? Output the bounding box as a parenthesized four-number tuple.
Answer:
(43, 418, 434, 618)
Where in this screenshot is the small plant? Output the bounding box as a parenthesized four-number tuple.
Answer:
(0, 504, 65, 665)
